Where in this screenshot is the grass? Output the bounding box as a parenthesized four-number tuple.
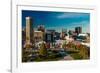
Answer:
(22, 45, 89, 62)
(70, 53, 83, 59)
(65, 50, 83, 59)
(22, 50, 63, 62)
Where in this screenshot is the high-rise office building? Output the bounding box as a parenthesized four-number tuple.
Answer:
(38, 25, 45, 41)
(45, 30, 55, 43)
(38, 25, 45, 32)
(22, 27, 26, 48)
(34, 31, 44, 43)
(26, 17, 34, 45)
(60, 29, 67, 39)
(75, 27, 82, 35)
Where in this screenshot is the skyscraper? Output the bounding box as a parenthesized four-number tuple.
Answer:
(61, 29, 67, 39)
(75, 27, 82, 35)
(25, 17, 34, 46)
(34, 31, 44, 43)
(38, 25, 45, 32)
(45, 30, 55, 43)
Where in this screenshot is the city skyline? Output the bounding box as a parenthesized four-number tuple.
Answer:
(22, 10, 90, 33)
(22, 10, 90, 62)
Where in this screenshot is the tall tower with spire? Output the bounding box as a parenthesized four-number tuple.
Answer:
(25, 17, 34, 48)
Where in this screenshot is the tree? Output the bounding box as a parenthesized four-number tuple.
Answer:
(39, 42, 47, 57)
(62, 40, 67, 49)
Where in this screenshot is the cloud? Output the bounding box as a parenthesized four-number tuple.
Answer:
(57, 13, 89, 19)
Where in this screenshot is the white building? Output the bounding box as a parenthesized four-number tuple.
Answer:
(78, 33, 88, 37)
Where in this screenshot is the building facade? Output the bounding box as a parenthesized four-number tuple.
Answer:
(34, 31, 44, 43)
(75, 27, 82, 35)
(25, 17, 34, 45)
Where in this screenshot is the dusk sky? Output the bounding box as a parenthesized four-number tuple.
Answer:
(22, 10, 90, 33)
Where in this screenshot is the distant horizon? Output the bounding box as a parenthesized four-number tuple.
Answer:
(22, 10, 90, 33)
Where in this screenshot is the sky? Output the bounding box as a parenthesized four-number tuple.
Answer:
(22, 10, 90, 33)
